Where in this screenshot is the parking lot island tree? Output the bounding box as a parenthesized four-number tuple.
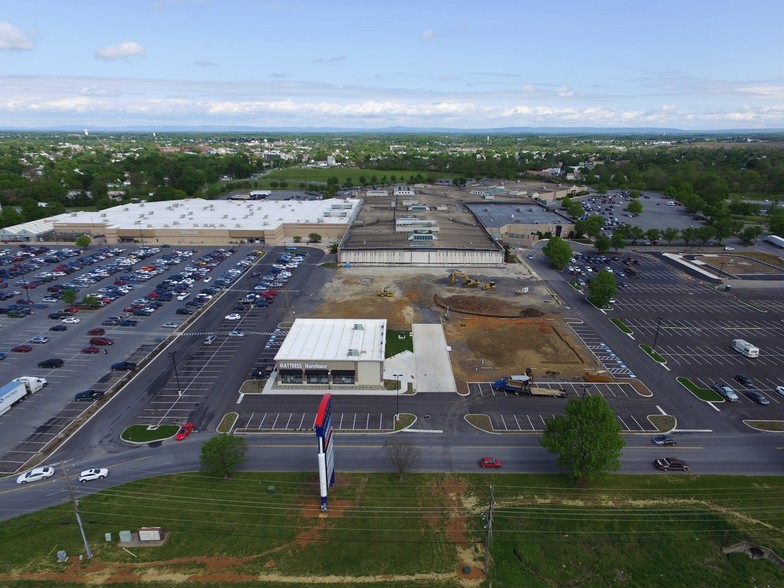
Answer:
(594, 234, 611, 254)
(200, 434, 248, 480)
(541, 236, 572, 270)
(588, 269, 617, 306)
(539, 395, 625, 485)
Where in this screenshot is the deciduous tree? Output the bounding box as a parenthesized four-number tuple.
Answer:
(200, 434, 248, 479)
(383, 438, 421, 481)
(540, 396, 625, 484)
(542, 236, 572, 269)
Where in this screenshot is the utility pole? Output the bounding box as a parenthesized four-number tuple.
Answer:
(63, 463, 93, 559)
(483, 483, 495, 576)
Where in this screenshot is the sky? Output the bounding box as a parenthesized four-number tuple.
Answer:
(1, 0, 783, 131)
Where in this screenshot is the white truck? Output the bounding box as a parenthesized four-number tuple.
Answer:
(766, 234, 784, 249)
(0, 377, 47, 417)
(731, 339, 759, 358)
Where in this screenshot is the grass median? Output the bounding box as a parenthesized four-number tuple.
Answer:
(677, 376, 723, 402)
(1, 473, 783, 586)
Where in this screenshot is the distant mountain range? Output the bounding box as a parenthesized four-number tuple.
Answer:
(3, 125, 784, 135)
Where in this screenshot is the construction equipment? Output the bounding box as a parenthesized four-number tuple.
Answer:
(481, 282, 496, 291)
(449, 271, 480, 287)
(450, 271, 471, 284)
(377, 287, 394, 297)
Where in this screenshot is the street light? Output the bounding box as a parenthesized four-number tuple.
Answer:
(169, 352, 182, 396)
(393, 373, 403, 422)
(652, 316, 664, 352)
(580, 385, 591, 399)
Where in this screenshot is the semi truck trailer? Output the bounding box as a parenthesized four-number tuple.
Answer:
(766, 235, 784, 249)
(0, 377, 47, 417)
(492, 375, 567, 398)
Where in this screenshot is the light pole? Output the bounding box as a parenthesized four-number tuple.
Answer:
(580, 384, 591, 399)
(652, 316, 664, 352)
(169, 352, 182, 396)
(393, 373, 403, 422)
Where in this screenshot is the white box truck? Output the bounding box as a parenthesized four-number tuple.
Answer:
(731, 339, 759, 358)
(0, 377, 47, 417)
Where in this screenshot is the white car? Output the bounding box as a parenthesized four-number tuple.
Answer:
(162, 322, 180, 329)
(203, 276, 212, 283)
(17, 466, 55, 484)
(775, 386, 784, 398)
(62, 317, 81, 324)
(225, 313, 241, 321)
(79, 468, 109, 483)
(30, 336, 49, 344)
(228, 330, 245, 337)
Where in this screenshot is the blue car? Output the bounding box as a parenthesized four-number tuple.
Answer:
(0, 351, 6, 360)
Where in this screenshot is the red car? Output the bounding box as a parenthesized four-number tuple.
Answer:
(81, 346, 100, 354)
(175, 422, 194, 441)
(88, 328, 106, 336)
(12, 345, 33, 353)
(63, 306, 79, 314)
(479, 457, 502, 469)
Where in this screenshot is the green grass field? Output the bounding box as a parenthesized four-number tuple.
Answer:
(1, 473, 784, 586)
(258, 167, 452, 187)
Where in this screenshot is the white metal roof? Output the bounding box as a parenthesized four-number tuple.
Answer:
(0, 217, 57, 237)
(275, 318, 387, 363)
(52, 197, 361, 231)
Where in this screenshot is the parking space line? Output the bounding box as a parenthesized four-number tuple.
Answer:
(271, 413, 279, 429)
(513, 414, 521, 431)
(617, 415, 629, 430)
(527, 415, 534, 430)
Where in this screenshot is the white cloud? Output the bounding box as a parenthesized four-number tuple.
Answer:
(422, 29, 436, 41)
(95, 41, 146, 62)
(194, 59, 217, 67)
(312, 55, 347, 65)
(0, 21, 34, 51)
(81, 85, 121, 97)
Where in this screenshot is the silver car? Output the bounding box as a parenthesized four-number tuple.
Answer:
(17, 466, 55, 484)
(712, 383, 739, 402)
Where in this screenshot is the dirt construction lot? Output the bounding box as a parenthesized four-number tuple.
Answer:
(306, 262, 603, 388)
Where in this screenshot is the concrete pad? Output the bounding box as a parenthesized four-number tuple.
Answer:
(412, 323, 457, 392)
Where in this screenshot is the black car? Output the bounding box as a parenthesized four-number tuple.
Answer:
(111, 361, 137, 371)
(652, 435, 676, 446)
(175, 307, 193, 315)
(48, 311, 66, 319)
(74, 389, 105, 402)
(746, 391, 770, 405)
(119, 319, 138, 327)
(49, 324, 68, 331)
(38, 358, 64, 368)
(735, 373, 753, 387)
(102, 318, 120, 326)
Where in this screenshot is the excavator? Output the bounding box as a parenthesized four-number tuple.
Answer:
(450, 271, 479, 287)
(377, 286, 394, 297)
(481, 282, 496, 291)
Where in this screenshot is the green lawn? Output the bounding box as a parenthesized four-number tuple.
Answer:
(120, 424, 179, 443)
(386, 329, 414, 357)
(3, 472, 784, 586)
(676, 376, 723, 402)
(1, 473, 783, 586)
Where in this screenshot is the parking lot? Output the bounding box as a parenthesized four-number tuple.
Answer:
(464, 380, 657, 432)
(0, 243, 281, 472)
(598, 253, 784, 418)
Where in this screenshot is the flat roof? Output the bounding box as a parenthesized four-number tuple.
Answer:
(275, 318, 387, 363)
(52, 198, 360, 231)
(465, 202, 569, 227)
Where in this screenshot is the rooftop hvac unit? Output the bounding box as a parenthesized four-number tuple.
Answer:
(134, 220, 141, 224)
(123, 208, 129, 211)
(100, 213, 107, 217)
(219, 224, 224, 227)
(173, 221, 179, 225)
(70, 212, 77, 216)
(223, 215, 228, 219)
(353, 323, 365, 330)
(146, 224, 152, 227)
(163, 224, 170, 228)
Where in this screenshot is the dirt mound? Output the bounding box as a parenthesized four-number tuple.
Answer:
(434, 292, 546, 318)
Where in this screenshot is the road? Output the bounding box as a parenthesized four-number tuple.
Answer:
(3, 428, 783, 522)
